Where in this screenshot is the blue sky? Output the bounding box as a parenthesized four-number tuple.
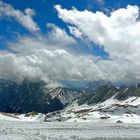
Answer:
(0, 0, 140, 83)
(1, 0, 139, 56)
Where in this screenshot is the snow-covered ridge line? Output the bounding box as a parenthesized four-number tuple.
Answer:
(0, 79, 140, 123)
(45, 96, 140, 123)
(1, 96, 140, 123)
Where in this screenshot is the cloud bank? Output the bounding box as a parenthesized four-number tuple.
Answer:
(0, 36, 103, 82)
(0, 3, 140, 83)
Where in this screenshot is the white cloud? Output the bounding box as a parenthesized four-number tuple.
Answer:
(24, 8, 36, 17)
(1, 4, 140, 83)
(69, 26, 83, 39)
(9, 24, 77, 55)
(0, 46, 105, 82)
(0, 0, 39, 32)
(1, 32, 139, 83)
(0, 53, 44, 81)
(54, 4, 140, 82)
(47, 23, 76, 46)
(0, 23, 107, 82)
(0, 25, 105, 82)
(55, 5, 140, 57)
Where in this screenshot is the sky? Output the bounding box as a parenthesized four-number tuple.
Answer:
(0, 0, 140, 84)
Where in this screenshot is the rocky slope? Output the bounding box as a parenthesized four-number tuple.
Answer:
(0, 79, 82, 114)
(0, 78, 140, 123)
(45, 84, 140, 123)
(45, 87, 82, 106)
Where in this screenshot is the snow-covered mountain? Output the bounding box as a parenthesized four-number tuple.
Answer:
(0, 79, 82, 113)
(45, 87, 83, 106)
(0, 78, 140, 123)
(45, 84, 140, 123)
(45, 96, 140, 123)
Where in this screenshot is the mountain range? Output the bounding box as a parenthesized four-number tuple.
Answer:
(0, 79, 140, 123)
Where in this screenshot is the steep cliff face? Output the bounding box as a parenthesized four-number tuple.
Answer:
(45, 87, 82, 106)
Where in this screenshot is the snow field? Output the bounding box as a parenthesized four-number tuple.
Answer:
(0, 121, 140, 140)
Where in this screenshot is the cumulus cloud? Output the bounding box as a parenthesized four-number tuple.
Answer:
(55, 5, 140, 59)
(0, 53, 43, 81)
(0, 45, 105, 82)
(0, 41, 138, 83)
(0, 24, 105, 82)
(0, 0, 39, 32)
(1, 4, 140, 83)
(54, 4, 140, 82)
(9, 24, 77, 55)
(47, 23, 77, 47)
(0, 23, 106, 82)
(1, 34, 138, 83)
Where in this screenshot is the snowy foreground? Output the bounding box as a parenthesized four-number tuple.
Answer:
(0, 121, 140, 140)
(0, 96, 140, 140)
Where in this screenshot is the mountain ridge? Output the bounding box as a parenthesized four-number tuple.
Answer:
(0, 78, 140, 123)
